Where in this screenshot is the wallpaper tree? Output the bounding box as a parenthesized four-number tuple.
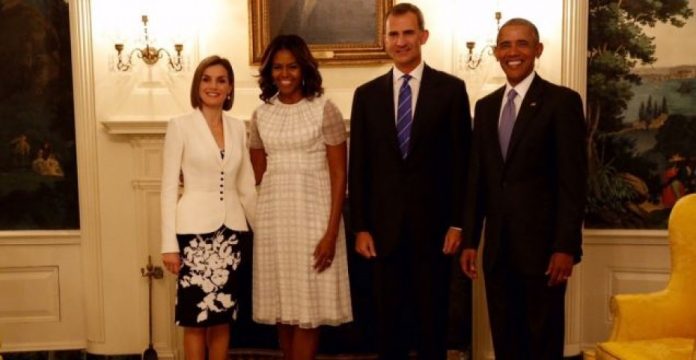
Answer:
(586, 0, 693, 227)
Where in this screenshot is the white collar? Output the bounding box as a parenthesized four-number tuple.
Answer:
(505, 71, 535, 99)
(393, 61, 425, 82)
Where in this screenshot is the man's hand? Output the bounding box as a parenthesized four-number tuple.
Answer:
(545, 252, 574, 286)
(442, 227, 462, 255)
(459, 249, 478, 280)
(162, 252, 181, 275)
(355, 231, 377, 259)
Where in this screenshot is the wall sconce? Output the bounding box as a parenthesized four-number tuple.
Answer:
(114, 15, 184, 72)
(464, 11, 502, 70)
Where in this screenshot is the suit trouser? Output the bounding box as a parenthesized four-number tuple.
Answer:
(484, 258, 567, 360)
(372, 234, 451, 360)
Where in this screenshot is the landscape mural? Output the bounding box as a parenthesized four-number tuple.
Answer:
(586, 0, 696, 228)
(0, 0, 79, 230)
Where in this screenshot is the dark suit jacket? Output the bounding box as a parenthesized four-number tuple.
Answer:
(463, 75, 587, 275)
(349, 65, 471, 256)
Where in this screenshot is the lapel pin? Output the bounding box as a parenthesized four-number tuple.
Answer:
(530, 102, 537, 107)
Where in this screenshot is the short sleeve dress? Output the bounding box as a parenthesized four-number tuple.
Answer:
(249, 96, 353, 328)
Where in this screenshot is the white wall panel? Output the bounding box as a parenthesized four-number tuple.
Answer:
(0, 244, 85, 351)
(0, 266, 60, 323)
(580, 234, 670, 351)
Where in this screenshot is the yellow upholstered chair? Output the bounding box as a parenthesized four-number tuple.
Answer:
(590, 194, 696, 360)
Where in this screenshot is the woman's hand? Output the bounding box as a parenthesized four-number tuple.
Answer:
(162, 252, 181, 275)
(313, 232, 337, 273)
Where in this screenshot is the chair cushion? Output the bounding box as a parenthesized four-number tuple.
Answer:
(596, 338, 694, 360)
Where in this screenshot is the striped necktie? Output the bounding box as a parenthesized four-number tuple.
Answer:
(499, 88, 517, 160)
(396, 74, 413, 158)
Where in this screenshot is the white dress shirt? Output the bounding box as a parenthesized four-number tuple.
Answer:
(498, 71, 536, 127)
(392, 61, 425, 123)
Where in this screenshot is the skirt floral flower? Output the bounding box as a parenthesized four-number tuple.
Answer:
(175, 226, 247, 327)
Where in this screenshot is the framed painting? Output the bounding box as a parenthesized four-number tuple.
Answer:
(0, 0, 79, 230)
(586, 0, 695, 228)
(249, 0, 394, 65)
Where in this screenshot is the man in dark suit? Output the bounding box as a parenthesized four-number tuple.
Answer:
(460, 18, 587, 359)
(349, 3, 471, 359)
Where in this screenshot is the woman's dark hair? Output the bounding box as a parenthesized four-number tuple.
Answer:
(258, 34, 323, 103)
(190, 55, 234, 110)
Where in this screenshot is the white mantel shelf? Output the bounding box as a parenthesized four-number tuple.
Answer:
(102, 117, 348, 136)
(101, 118, 169, 135)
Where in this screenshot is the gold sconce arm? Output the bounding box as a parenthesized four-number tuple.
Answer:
(113, 15, 184, 72)
(465, 41, 495, 70)
(463, 11, 502, 70)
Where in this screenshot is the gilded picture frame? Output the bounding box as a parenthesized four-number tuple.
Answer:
(249, 0, 394, 65)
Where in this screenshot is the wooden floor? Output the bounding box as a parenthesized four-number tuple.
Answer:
(229, 349, 470, 360)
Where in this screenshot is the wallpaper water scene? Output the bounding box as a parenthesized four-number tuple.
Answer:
(586, 0, 696, 228)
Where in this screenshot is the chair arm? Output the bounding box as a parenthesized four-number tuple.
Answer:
(609, 290, 696, 341)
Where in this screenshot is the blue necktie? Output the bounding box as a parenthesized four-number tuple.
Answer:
(396, 74, 413, 158)
(499, 89, 517, 160)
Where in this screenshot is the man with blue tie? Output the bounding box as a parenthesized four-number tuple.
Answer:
(348, 3, 471, 359)
(460, 18, 587, 359)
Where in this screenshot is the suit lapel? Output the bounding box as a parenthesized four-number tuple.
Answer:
(407, 65, 435, 156)
(193, 110, 224, 166)
(380, 70, 402, 157)
(221, 116, 231, 167)
(486, 87, 506, 163)
(505, 76, 544, 162)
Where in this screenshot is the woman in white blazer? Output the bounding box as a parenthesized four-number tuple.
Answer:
(161, 55, 256, 360)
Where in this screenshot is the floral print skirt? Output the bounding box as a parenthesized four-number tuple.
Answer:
(175, 225, 247, 327)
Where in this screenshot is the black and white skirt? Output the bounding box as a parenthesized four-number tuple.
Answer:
(175, 225, 247, 327)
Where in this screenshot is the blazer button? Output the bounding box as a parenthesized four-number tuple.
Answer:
(220, 171, 224, 175)
(220, 197, 223, 201)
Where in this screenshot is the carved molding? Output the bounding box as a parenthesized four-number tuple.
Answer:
(69, 0, 106, 345)
(583, 229, 668, 245)
(0, 231, 80, 245)
(0, 341, 87, 352)
(130, 140, 179, 357)
(102, 119, 169, 135)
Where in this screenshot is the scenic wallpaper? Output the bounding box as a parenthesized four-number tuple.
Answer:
(586, 0, 696, 228)
(0, 0, 79, 230)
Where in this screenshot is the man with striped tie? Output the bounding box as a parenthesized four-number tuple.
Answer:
(348, 3, 471, 359)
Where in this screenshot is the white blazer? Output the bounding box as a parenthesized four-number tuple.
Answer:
(160, 110, 257, 253)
